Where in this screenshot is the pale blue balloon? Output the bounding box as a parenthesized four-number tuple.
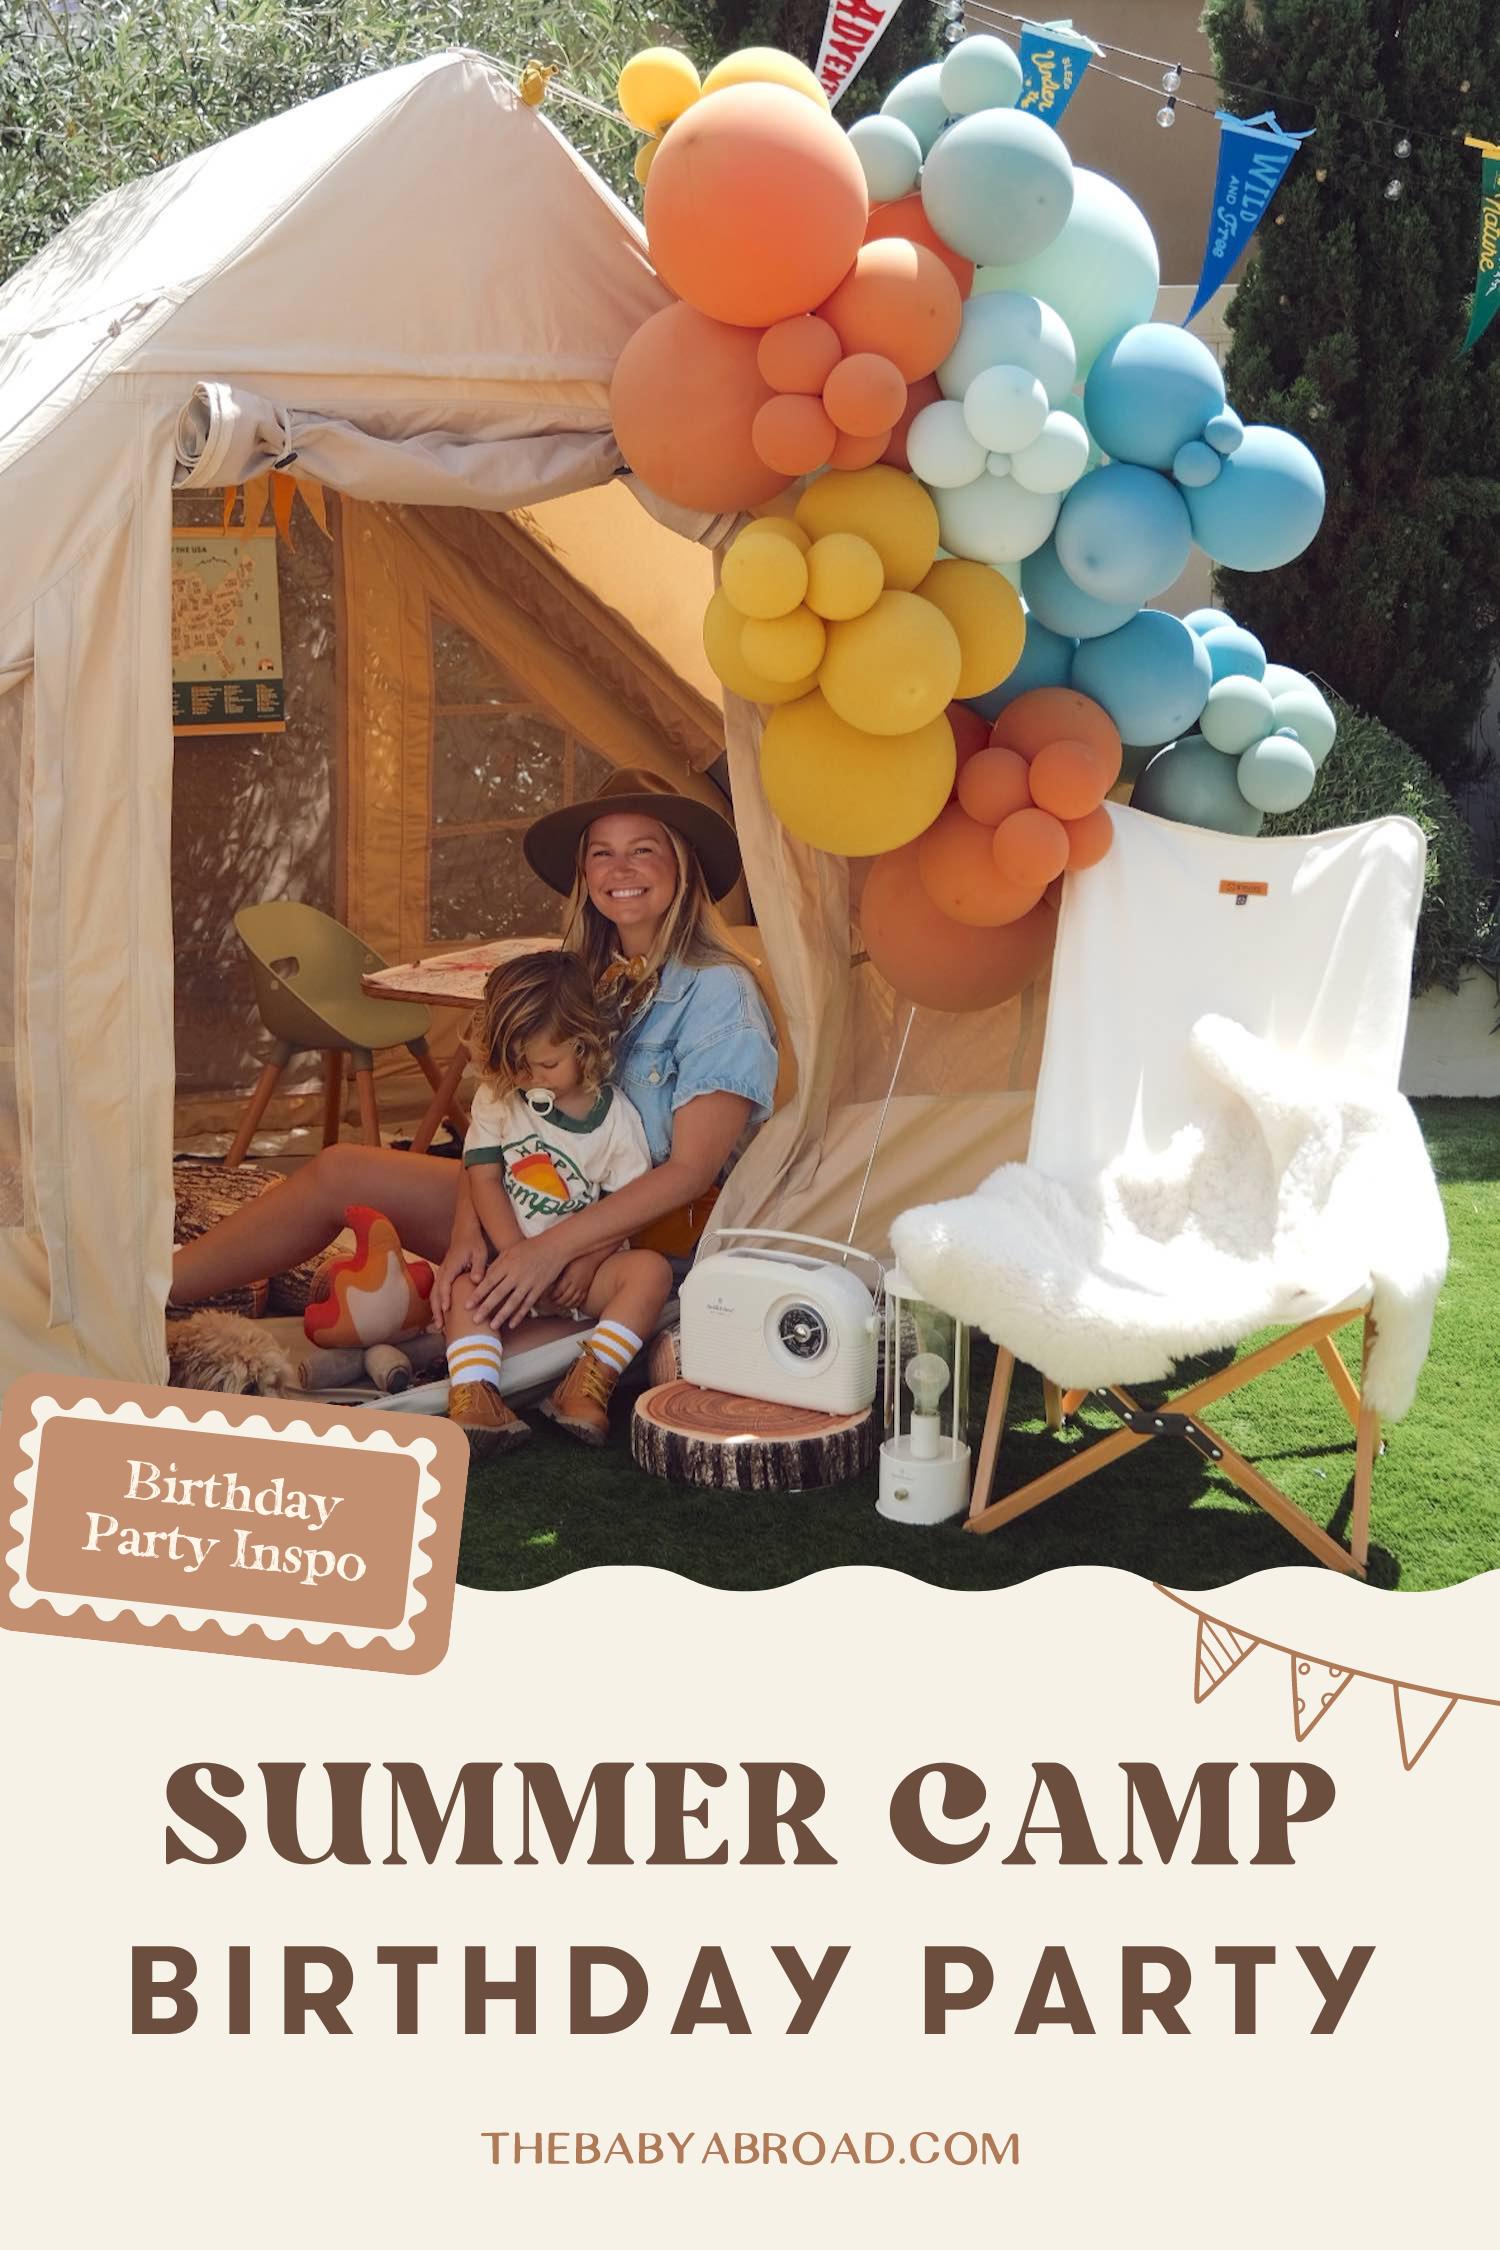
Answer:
(921, 108, 1075, 267)
(881, 65, 951, 157)
(1070, 610, 1212, 746)
(934, 472, 1060, 564)
(1084, 324, 1226, 472)
(1200, 622, 1267, 681)
(976, 169, 1159, 374)
(847, 114, 924, 204)
(1199, 674, 1275, 755)
(1054, 464, 1194, 606)
(940, 33, 1023, 115)
(1132, 736, 1265, 835)
(1238, 732, 1317, 813)
(964, 609, 1075, 722)
(938, 290, 1076, 405)
(1205, 407, 1245, 455)
(1020, 537, 1139, 640)
(1184, 425, 1326, 571)
(1172, 439, 1221, 488)
(1270, 681, 1338, 764)
(1182, 607, 1233, 636)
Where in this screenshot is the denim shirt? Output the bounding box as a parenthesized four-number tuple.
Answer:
(613, 960, 778, 1169)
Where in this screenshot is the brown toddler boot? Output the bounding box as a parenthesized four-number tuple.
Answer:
(539, 1347, 618, 1447)
(448, 1380, 531, 1461)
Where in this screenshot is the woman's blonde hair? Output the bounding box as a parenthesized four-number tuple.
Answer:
(560, 816, 746, 1019)
(474, 950, 612, 1098)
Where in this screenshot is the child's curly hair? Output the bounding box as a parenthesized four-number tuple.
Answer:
(474, 950, 612, 1098)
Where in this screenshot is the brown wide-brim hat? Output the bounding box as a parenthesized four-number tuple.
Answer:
(523, 767, 743, 902)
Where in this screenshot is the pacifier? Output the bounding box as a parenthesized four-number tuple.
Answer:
(523, 1088, 556, 1118)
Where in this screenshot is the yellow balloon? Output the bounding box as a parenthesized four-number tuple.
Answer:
(701, 47, 830, 108)
(617, 48, 701, 134)
(721, 528, 809, 620)
(819, 591, 962, 737)
(804, 532, 885, 620)
(633, 136, 661, 187)
(703, 590, 819, 704)
(743, 512, 812, 553)
(916, 558, 1025, 698)
(761, 694, 955, 855)
(795, 467, 940, 592)
(741, 604, 828, 682)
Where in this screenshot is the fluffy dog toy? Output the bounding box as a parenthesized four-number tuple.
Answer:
(303, 1205, 436, 1350)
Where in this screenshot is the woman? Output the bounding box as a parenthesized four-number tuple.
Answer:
(170, 769, 779, 1429)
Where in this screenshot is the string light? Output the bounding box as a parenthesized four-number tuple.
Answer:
(1157, 98, 1178, 129)
(1385, 178, 1404, 199)
(1162, 65, 1182, 94)
(1394, 135, 1412, 159)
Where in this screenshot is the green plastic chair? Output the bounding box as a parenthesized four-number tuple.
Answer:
(227, 901, 467, 1163)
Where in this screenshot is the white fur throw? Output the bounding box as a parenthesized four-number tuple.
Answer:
(892, 1014, 1448, 1422)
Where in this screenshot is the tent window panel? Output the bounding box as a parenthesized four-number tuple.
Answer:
(431, 612, 530, 705)
(431, 710, 565, 827)
(0, 680, 26, 1228)
(427, 831, 561, 946)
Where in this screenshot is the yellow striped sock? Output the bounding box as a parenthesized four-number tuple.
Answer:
(587, 1321, 642, 1375)
(448, 1331, 504, 1388)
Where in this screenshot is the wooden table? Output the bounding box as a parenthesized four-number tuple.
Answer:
(362, 936, 560, 1153)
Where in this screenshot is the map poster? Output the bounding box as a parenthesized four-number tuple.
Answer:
(170, 525, 286, 734)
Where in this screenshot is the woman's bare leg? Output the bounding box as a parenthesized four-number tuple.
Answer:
(171, 1146, 461, 1306)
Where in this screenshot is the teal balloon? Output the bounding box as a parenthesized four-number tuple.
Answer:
(1020, 536, 1139, 640)
(881, 65, 951, 157)
(1199, 674, 1275, 755)
(940, 33, 1023, 114)
(1133, 737, 1265, 835)
(1205, 408, 1244, 455)
(1084, 324, 1226, 472)
(976, 168, 1159, 373)
(1200, 622, 1266, 681)
(846, 115, 924, 203)
(1269, 681, 1337, 764)
(921, 108, 1075, 266)
(1183, 607, 1233, 636)
(1070, 610, 1212, 746)
(965, 609, 1076, 722)
(1238, 732, 1317, 813)
(1054, 464, 1193, 606)
(1184, 425, 1326, 570)
(1173, 439, 1221, 488)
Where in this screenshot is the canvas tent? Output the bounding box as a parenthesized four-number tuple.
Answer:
(0, 51, 1046, 1386)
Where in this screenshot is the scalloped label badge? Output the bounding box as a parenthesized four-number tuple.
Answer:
(0, 1376, 469, 1673)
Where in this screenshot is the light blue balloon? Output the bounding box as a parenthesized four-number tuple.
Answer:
(1238, 732, 1317, 813)
(1269, 681, 1337, 764)
(965, 608, 1076, 722)
(921, 108, 1075, 267)
(1084, 324, 1226, 472)
(1172, 439, 1221, 488)
(846, 114, 924, 204)
(1020, 537, 1140, 640)
(940, 33, 1023, 115)
(1205, 408, 1244, 455)
(1070, 610, 1212, 747)
(1200, 622, 1267, 681)
(1199, 674, 1275, 754)
(1182, 607, 1233, 636)
(1054, 464, 1193, 606)
(1132, 736, 1265, 835)
(1184, 425, 1326, 571)
(976, 169, 1159, 375)
(881, 65, 952, 157)
(938, 290, 1076, 405)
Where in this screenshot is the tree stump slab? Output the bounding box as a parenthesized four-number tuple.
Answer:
(631, 1379, 877, 1493)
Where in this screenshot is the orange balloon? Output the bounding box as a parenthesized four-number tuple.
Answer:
(993, 806, 1070, 887)
(612, 301, 787, 512)
(948, 700, 991, 773)
(1029, 739, 1112, 820)
(753, 393, 837, 476)
(1062, 802, 1115, 869)
(990, 689, 1123, 783)
(828, 427, 890, 469)
(917, 804, 1043, 927)
(819, 238, 964, 383)
(864, 194, 974, 297)
(882, 373, 943, 471)
(823, 351, 907, 437)
(644, 83, 868, 327)
(861, 840, 1055, 1013)
(957, 744, 1032, 826)
(759, 315, 843, 394)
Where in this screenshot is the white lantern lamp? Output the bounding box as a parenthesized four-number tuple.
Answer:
(877, 1267, 971, 1524)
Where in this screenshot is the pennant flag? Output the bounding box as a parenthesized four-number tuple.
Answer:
(1017, 20, 1096, 125)
(1186, 110, 1313, 324)
(1461, 136, 1500, 353)
(816, 0, 905, 107)
(1194, 1615, 1258, 1701)
(1393, 1684, 1457, 1771)
(1290, 1654, 1351, 1741)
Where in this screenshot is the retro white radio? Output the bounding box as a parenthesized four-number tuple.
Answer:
(679, 1230, 884, 1415)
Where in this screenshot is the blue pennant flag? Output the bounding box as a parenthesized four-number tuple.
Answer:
(1187, 110, 1313, 324)
(1017, 20, 1097, 125)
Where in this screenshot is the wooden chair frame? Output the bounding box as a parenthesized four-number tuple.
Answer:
(967, 1306, 1381, 1578)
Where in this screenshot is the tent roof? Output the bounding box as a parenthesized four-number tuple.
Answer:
(0, 50, 667, 477)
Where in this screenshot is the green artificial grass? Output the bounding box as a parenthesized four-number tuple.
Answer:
(457, 1098, 1500, 1595)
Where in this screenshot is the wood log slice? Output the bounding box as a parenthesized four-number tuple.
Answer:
(631, 1380, 877, 1493)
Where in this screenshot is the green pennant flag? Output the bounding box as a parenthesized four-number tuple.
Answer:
(1462, 136, 1500, 353)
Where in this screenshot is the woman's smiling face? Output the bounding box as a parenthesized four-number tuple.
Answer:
(583, 813, 679, 939)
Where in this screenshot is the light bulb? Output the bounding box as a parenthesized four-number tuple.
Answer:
(1157, 101, 1177, 128)
(1385, 177, 1403, 199)
(906, 1352, 950, 1416)
(1394, 135, 1411, 159)
(1162, 66, 1182, 93)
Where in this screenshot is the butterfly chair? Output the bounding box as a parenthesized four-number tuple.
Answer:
(227, 902, 470, 1165)
(892, 805, 1448, 1578)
